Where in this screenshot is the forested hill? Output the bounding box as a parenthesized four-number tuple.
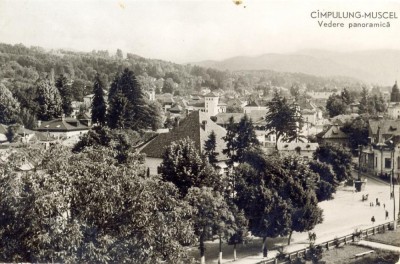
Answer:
(0, 42, 364, 100)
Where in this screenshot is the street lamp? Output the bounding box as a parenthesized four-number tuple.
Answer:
(386, 140, 397, 230)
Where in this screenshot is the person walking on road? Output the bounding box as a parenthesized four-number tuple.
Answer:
(371, 216, 375, 225)
(385, 210, 389, 220)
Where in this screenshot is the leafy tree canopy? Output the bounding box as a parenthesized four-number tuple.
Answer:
(159, 138, 222, 197)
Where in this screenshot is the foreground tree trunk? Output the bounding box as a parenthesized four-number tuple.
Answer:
(233, 243, 237, 261)
(200, 236, 206, 264)
(218, 235, 222, 264)
(288, 231, 293, 245)
(262, 236, 268, 258)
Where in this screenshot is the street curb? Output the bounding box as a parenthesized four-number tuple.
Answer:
(352, 169, 390, 186)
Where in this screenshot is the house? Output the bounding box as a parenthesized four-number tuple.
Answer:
(330, 114, 359, 126)
(349, 102, 360, 114)
(307, 91, 338, 100)
(226, 98, 247, 112)
(243, 100, 268, 114)
(156, 93, 175, 111)
(186, 92, 226, 117)
(0, 124, 39, 144)
(360, 118, 400, 181)
(83, 94, 95, 108)
(386, 102, 400, 119)
(360, 135, 400, 183)
(214, 110, 276, 150)
(140, 111, 228, 175)
(36, 116, 91, 139)
(368, 119, 400, 143)
(317, 125, 349, 146)
(277, 142, 319, 160)
(83, 90, 108, 109)
(145, 89, 156, 101)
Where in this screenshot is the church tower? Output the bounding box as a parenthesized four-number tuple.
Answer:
(204, 92, 219, 117)
(390, 81, 400, 102)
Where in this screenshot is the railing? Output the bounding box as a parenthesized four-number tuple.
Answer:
(258, 221, 397, 264)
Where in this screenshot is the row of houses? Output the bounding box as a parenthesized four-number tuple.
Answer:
(360, 119, 400, 182)
(140, 110, 319, 175)
(0, 116, 92, 148)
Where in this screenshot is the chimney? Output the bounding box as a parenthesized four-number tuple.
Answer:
(202, 120, 207, 131)
(377, 126, 381, 143)
(37, 120, 42, 128)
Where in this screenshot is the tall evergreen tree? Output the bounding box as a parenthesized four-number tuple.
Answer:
(358, 87, 369, 114)
(107, 91, 128, 129)
(91, 73, 107, 126)
(0, 83, 20, 125)
(35, 78, 63, 121)
(204, 130, 218, 165)
(55, 74, 73, 116)
(341, 88, 354, 105)
(108, 68, 153, 130)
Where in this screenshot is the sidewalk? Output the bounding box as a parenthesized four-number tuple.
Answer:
(356, 240, 400, 253)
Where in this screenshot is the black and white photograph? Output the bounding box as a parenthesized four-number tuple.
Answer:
(0, 0, 400, 263)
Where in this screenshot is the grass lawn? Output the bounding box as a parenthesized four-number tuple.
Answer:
(290, 245, 400, 264)
(365, 229, 400, 247)
(321, 245, 399, 264)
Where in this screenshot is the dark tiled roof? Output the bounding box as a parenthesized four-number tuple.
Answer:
(188, 100, 205, 107)
(36, 118, 90, 132)
(141, 111, 227, 161)
(215, 110, 268, 126)
(204, 92, 219, 97)
(245, 101, 261, 107)
(169, 104, 183, 113)
(369, 119, 400, 137)
(321, 125, 348, 139)
(330, 114, 359, 126)
(277, 142, 319, 151)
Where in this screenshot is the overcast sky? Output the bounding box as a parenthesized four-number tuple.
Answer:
(1, 0, 400, 63)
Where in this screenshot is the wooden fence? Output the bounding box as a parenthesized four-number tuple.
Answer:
(258, 221, 397, 264)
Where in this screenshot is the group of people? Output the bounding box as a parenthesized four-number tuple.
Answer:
(370, 198, 390, 225)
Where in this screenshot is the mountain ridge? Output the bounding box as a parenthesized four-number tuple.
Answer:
(193, 49, 400, 86)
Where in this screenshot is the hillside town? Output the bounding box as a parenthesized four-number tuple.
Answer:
(1, 0, 400, 263)
(0, 41, 399, 264)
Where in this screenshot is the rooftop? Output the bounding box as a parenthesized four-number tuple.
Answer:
(141, 111, 228, 161)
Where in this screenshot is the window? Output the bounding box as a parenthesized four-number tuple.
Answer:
(385, 158, 392, 169)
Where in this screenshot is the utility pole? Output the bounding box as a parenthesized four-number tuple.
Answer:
(390, 142, 397, 230)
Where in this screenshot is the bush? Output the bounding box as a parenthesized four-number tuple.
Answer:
(305, 244, 323, 263)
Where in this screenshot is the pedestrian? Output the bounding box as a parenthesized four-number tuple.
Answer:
(384, 203, 385, 209)
(385, 210, 389, 220)
(371, 216, 375, 225)
(376, 198, 378, 204)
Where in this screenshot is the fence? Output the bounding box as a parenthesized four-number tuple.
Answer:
(258, 221, 397, 264)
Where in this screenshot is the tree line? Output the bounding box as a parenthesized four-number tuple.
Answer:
(0, 111, 353, 263)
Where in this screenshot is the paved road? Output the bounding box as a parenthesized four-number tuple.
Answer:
(201, 171, 399, 264)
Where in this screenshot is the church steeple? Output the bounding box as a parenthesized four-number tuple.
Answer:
(390, 80, 400, 102)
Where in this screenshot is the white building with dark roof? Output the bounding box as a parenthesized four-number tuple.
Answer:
(277, 142, 319, 160)
(36, 117, 91, 139)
